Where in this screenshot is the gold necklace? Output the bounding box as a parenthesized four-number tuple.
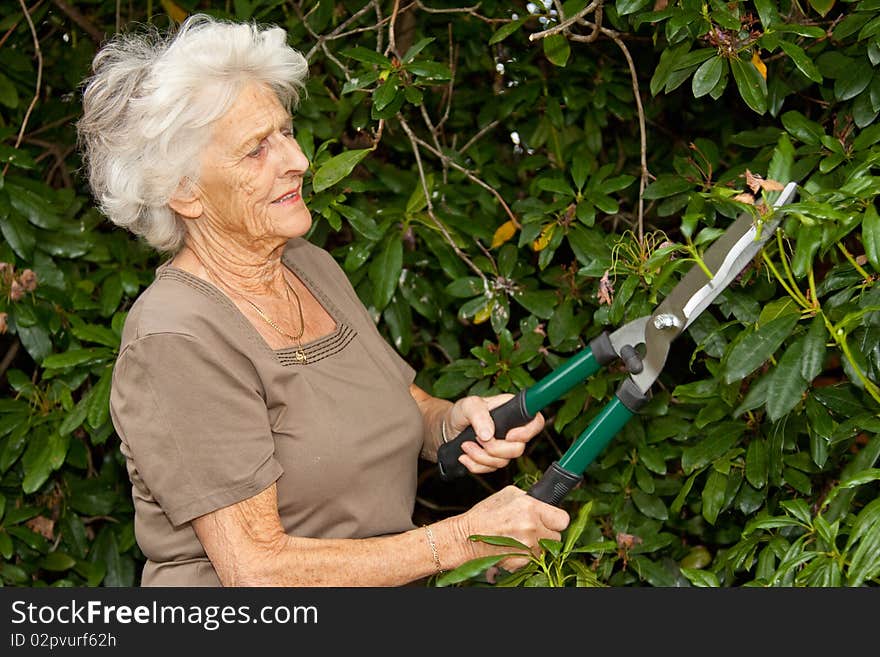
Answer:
(183, 248, 309, 362)
(243, 275, 308, 363)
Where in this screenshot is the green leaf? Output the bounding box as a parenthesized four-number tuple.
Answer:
(631, 490, 668, 520)
(753, 0, 777, 27)
(341, 46, 389, 66)
(0, 71, 18, 108)
(312, 149, 372, 193)
(616, 0, 652, 15)
(800, 316, 827, 381)
(86, 367, 113, 430)
(372, 77, 399, 112)
(368, 233, 403, 311)
(0, 424, 28, 474)
(341, 71, 380, 96)
(405, 61, 452, 80)
(791, 223, 822, 278)
(813, 384, 867, 417)
(767, 337, 809, 421)
(781, 110, 825, 145)
(0, 145, 36, 170)
(336, 204, 385, 241)
(778, 40, 823, 83)
(768, 133, 795, 189)
(42, 348, 113, 370)
(21, 430, 53, 494)
(835, 60, 873, 101)
(69, 479, 117, 516)
(702, 469, 728, 525)
(543, 34, 571, 67)
(513, 290, 557, 319)
(863, 203, 880, 272)
(563, 501, 593, 555)
(808, 0, 835, 17)
(71, 324, 121, 349)
(723, 313, 800, 384)
(435, 555, 506, 586)
(7, 182, 62, 229)
(642, 175, 692, 199)
(692, 57, 725, 98)
(650, 42, 690, 96)
(845, 498, 880, 585)
(470, 534, 530, 550)
(730, 55, 768, 115)
(59, 389, 92, 437)
(680, 567, 720, 587)
(41, 551, 77, 572)
(745, 439, 768, 489)
(401, 37, 435, 64)
(680, 424, 743, 474)
(17, 324, 52, 364)
(0, 210, 36, 259)
(445, 277, 484, 298)
(489, 18, 526, 45)
(0, 531, 12, 560)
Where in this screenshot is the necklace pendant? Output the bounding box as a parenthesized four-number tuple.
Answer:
(295, 348, 308, 363)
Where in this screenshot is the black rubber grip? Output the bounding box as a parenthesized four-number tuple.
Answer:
(527, 462, 583, 506)
(437, 389, 533, 481)
(589, 332, 616, 365)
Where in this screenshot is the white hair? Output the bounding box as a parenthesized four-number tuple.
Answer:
(77, 14, 309, 254)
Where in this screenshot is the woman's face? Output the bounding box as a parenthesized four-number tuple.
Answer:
(191, 82, 312, 248)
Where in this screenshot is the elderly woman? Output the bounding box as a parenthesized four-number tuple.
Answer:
(77, 14, 568, 586)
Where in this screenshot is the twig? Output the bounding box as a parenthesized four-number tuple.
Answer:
(404, 127, 521, 228)
(385, 0, 403, 57)
(0, 338, 21, 380)
(528, 0, 602, 41)
(26, 138, 74, 187)
(51, 0, 105, 43)
(397, 116, 487, 281)
(413, 0, 507, 23)
(4, 0, 43, 179)
(303, 0, 383, 61)
(601, 27, 648, 246)
(460, 119, 499, 154)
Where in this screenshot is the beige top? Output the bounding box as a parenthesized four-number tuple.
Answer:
(110, 238, 425, 586)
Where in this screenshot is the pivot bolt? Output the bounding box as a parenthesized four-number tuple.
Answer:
(653, 313, 681, 330)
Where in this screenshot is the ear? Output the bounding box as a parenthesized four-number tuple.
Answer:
(168, 178, 203, 219)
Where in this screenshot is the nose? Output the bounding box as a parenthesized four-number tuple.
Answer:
(279, 135, 309, 174)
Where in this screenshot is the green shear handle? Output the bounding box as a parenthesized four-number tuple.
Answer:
(437, 333, 627, 480)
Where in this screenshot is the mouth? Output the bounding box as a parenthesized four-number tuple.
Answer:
(271, 188, 301, 204)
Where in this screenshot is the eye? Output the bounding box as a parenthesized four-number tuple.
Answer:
(247, 141, 266, 158)
(281, 126, 296, 139)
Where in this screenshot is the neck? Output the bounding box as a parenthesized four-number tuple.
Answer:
(177, 230, 289, 298)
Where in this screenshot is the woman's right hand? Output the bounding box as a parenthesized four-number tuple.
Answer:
(454, 485, 570, 573)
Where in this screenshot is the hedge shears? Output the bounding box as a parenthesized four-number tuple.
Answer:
(438, 182, 799, 507)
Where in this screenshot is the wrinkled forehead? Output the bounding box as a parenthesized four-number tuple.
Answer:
(209, 82, 292, 153)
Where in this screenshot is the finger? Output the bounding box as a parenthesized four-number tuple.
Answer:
(454, 396, 495, 442)
(503, 412, 545, 443)
(484, 393, 515, 412)
(466, 436, 526, 461)
(539, 505, 571, 532)
(498, 555, 530, 572)
(456, 453, 495, 475)
(457, 444, 522, 474)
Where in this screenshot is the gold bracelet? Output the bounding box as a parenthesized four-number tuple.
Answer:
(423, 524, 444, 574)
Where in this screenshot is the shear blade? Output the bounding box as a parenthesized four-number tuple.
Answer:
(618, 182, 798, 394)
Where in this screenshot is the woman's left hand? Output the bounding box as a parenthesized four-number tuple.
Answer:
(445, 394, 545, 474)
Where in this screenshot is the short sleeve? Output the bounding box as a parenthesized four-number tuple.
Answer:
(110, 333, 282, 527)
